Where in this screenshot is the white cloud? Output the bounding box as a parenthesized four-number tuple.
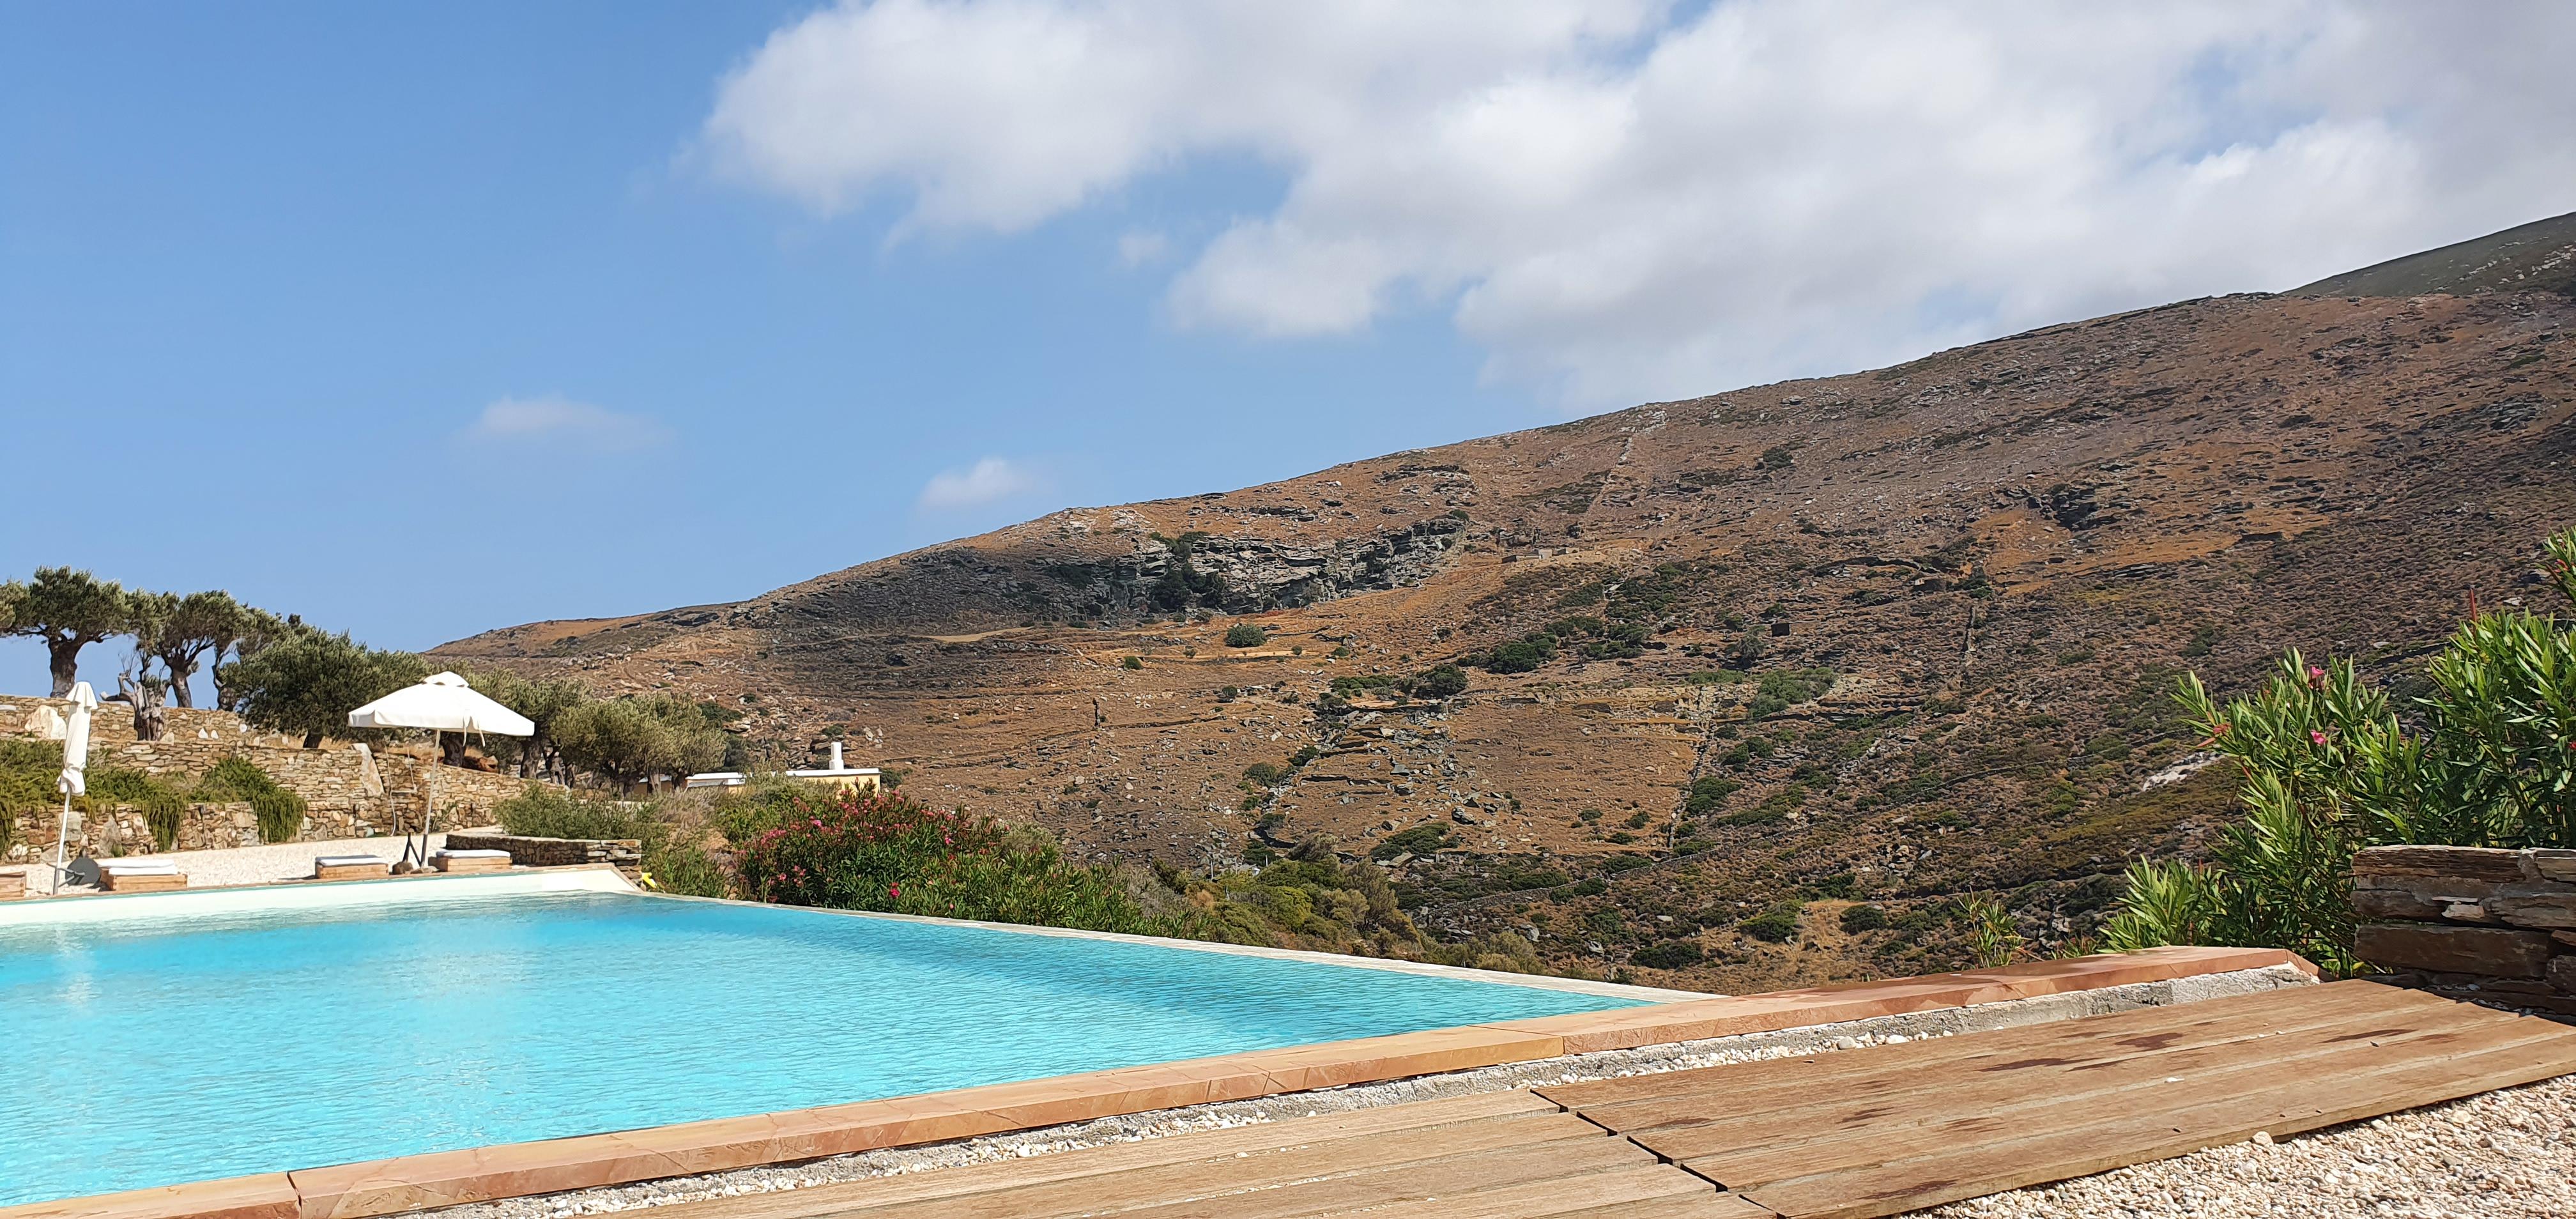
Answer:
(702, 0, 2576, 408)
(463, 395, 673, 451)
(1116, 229, 1170, 267)
(917, 456, 1046, 510)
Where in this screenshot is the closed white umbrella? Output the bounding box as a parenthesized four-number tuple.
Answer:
(348, 673, 533, 870)
(53, 681, 96, 893)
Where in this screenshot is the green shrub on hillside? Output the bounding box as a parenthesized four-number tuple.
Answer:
(1223, 623, 1268, 648)
(1409, 663, 1469, 700)
(1739, 904, 1800, 942)
(1631, 940, 1704, 969)
(1748, 668, 1836, 717)
(1371, 822, 1452, 861)
(1839, 903, 1889, 933)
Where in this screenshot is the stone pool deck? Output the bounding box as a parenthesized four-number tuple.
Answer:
(0, 945, 2310, 1219)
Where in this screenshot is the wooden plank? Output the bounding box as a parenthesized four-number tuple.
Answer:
(1307, 1164, 1713, 1219)
(1676, 1009, 2570, 1186)
(1727, 1020, 2576, 1219)
(1542, 981, 2428, 1113)
(1621, 993, 2509, 1161)
(655, 1092, 1565, 1219)
(1549, 1194, 1777, 1219)
(1569, 981, 2432, 1132)
(1085, 1135, 1656, 1219)
(818, 1114, 1614, 1219)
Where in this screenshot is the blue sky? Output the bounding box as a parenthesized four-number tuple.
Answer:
(0, 3, 1522, 696)
(4, 1, 2570, 699)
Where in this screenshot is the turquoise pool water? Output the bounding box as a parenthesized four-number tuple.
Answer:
(0, 889, 1644, 1204)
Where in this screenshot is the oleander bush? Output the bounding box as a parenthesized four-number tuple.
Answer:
(2106, 526, 2576, 974)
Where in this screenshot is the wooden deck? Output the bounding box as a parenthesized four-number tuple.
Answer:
(655, 981, 2576, 1219)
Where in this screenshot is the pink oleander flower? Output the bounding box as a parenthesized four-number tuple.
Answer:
(888, 884, 901, 898)
(2310, 730, 2329, 746)
(2306, 665, 2326, 687)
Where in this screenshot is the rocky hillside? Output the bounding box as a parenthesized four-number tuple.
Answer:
(441, 213, 2576, 992)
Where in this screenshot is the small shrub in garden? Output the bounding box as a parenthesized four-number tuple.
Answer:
(195, 756, 305, 843)
(736, 790, 1177, 936)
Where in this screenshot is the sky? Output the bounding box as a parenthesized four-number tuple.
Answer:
(4, 0, 2573, 700)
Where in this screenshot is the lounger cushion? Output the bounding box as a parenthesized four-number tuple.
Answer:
(314, 855, 388, 867)
(436, 849, 512, 859)
(103, 862, 181, 874)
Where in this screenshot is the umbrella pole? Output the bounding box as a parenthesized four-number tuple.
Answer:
(52, 791, 72, 894)
(424, 739, 436, 868)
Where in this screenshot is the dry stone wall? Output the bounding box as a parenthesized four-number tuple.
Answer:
(444, 832, 642, 868)
(2, 694, 549, 861)
(2354, 845, 2576, 1018)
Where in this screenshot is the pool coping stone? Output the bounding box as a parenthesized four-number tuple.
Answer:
(0, 944, 2306, 1219)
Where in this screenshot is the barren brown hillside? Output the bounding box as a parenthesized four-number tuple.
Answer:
(441, 222, 2576, 992)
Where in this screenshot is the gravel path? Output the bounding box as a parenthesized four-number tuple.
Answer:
(1913, 1075, 2576, 1219)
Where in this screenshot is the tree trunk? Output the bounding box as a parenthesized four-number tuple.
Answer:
(46, 636, 81, 698)
(160, 650, 197, 708)
(119, 673, 167, 743)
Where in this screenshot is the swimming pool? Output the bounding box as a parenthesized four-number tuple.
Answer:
(0, 878, 1653, 1205)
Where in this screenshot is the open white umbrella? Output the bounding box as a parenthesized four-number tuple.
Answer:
(52, 681, 96, 893)
(348, 672, 533, 869)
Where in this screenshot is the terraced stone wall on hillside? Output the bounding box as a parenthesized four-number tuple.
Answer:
(2354, 845, 2576, 1020)
(1, 694, 543, 860)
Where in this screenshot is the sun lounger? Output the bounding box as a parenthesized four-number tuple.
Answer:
(312, 855, 392, 882)
(0, 870, 25, 900)
(431, 848, 513, 873)
(101, 861, 187, 893)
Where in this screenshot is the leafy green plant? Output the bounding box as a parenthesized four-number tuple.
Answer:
(1958, 893, 2023, 967)
(190, 755, 307, 843)
(248, 790, 304, 844)
(1223, 623, 1268, 648)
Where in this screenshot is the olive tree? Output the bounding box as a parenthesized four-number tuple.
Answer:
(466, 669, 590, 781)
(224, 627, 429, 747)
(554, 695, 726, 790)
(1, 567, 130, 696)
(150, 591, 250, 709)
